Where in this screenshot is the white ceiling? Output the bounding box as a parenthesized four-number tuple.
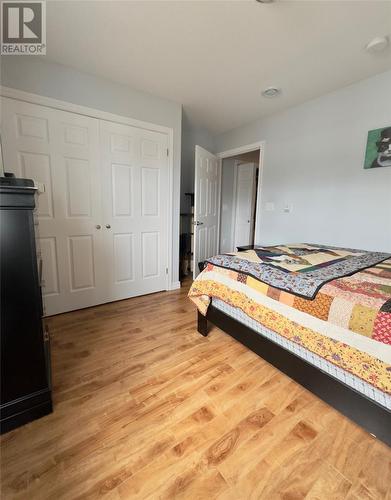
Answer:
(45, 1, 391, 134)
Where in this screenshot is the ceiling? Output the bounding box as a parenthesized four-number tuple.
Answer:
(44, 1, 391, 135)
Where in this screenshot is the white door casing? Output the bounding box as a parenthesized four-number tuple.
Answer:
(233, 162, 256, 249)
(100, 120, 169, 301)
(217, 142, 265, 247)
(193, 145, 221, 279)
(1, 96, 171, 315)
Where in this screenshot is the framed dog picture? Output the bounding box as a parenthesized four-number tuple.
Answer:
(364, 126, 391, 169)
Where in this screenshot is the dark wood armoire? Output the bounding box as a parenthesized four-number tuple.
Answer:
(0, 177, 52, 433)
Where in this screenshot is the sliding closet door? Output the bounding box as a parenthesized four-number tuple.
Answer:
(100, 120, 169, 301)
(1, 97, 105, 315)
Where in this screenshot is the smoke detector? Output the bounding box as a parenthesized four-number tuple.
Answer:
(365, 36, 389, 53)
(262, 87, 281, 98)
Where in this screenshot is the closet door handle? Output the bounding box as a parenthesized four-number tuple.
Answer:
(105, 224, 111, 229)
(95, 225, 101, 229)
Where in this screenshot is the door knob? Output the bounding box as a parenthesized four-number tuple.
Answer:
(95, 224, 101, 229)
(105, 224, 111, 229)
(193, 221, 204, 226)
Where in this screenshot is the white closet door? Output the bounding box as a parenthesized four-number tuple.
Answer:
(100, 120, 169, 300)
(1, 97, 105, 315)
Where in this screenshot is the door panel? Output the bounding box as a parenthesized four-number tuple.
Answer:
(100, 121, 169, 301)
(1, 97, 104, 315)
(62, 123, 88, 146)
(19, 151, 54, 218)
(141, 167, 159, 216)
(142, 231, 160, 278)
(52, 110, 104, 313)
(196, 226, 207, 266)
(193, 146, 221, 278)
(65, 158, 92, 217)
(112, 164, 134, 217)
(208, 225, 217, 257)
(114, 233, 135, 282)
(68, 235, 96, 290)
(16, 113, 49, 141)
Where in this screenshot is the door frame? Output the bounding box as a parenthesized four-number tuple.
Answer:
(218, 141, 265, 248)
(231, 160, 257, 252)
(193, 145, 222, 278)
(0, 86, 175, 291)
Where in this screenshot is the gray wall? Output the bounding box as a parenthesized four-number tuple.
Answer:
(1, 56, 182, 284)
(181, 111, 215, 212)
(216, 71, 391, 252)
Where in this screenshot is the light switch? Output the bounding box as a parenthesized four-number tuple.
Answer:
(283, 204, 292, 213)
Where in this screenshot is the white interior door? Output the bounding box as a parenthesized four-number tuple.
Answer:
(233, 162, 256, 249)
(1, 97, 105, 315)
(100, 120, 169, 300)
(193, 145, 221, 278)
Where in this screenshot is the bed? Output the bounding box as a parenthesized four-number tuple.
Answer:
(188, 244, 391, 447)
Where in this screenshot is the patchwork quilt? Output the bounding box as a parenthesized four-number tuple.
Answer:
(206, 244, 390, 299)
(189, 246, 391, 395)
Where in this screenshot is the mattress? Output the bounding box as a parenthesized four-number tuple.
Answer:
(212, 298, 391, 410)
(189, 245, 391, 410)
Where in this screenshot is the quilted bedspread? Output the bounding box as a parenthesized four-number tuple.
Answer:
(206, 244, 390, 299)
(189, 247, 391, 394)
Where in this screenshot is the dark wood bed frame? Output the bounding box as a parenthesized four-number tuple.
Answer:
(197, 304, 391, 447)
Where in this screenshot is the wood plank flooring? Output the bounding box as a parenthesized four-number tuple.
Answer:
(1, 280, 390, 499)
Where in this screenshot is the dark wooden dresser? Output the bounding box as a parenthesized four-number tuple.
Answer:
(0, 178, 52, 433)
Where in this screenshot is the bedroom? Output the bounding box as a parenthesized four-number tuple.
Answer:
(1, 1, 391, 498)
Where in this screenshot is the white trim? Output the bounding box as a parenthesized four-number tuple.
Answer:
(166, 128, 175, 290)
(195, 144, 215, 157)
(218, 140, 265, 247)
(0, 86, 172, 134)
(0, 85, 176, 291)
(193, 145, 200, 280)
(193, 145, 221, 278)
(217, 141, 264, 159)
(216, 157, 222, 254)
(254, 146, 265, 245)
(230, 160, 239, 252)
(168, 281, 181, 290)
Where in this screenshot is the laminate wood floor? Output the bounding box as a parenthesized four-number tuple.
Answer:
(1, 280, 390, 499)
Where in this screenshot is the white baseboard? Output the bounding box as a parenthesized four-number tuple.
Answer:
(168, 281, 181, 290)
